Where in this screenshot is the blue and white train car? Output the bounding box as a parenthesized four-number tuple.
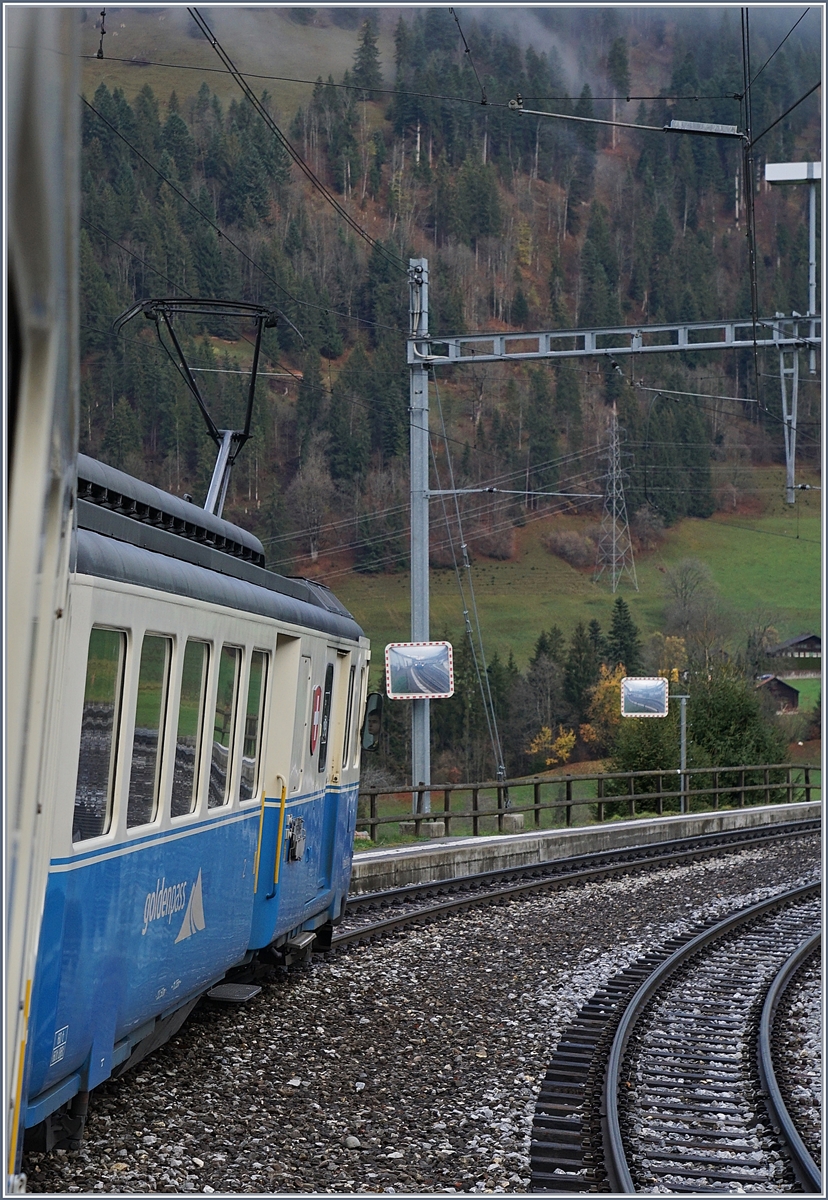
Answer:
(21, 454, 371, 1154)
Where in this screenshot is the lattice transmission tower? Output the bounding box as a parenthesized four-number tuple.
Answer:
(593, 401, 638, 592)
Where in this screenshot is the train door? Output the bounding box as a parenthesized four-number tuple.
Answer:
(254, 648, 317, 937)
(315, 650, 352, 892)
(249, 637, 303, 949)
(311, 653, 336, 895)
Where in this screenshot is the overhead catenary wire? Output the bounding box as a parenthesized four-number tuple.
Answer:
(319, 490, 601, 582)
(747, 7, 811, 91)
(509, 99, 745, 139)
(749, 80, 822, 148)
(77, 54, 744, 106)
(448, 7, 488, 105)
(317, 500, 819, 580)
(270, 465, 605, 565)
(271, 457, 606, 563)
(633, 385, 758, 403)
(260, 448, 603, 549)
(187, 6, 408, 276)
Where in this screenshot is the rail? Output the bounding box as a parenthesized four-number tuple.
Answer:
(602, 881, 821, 1194)
(357, 762, 820, 841)
(756, 930, 822, 1193)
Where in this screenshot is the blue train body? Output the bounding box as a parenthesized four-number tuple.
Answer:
(21, 457, 370, 1149)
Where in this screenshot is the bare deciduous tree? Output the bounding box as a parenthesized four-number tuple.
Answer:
(286, 441, 334, 562)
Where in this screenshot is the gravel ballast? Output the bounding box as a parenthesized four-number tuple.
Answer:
(24, 835, 820, 1194)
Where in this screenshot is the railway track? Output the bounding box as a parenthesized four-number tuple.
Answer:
(528, 881, 821, 1194)
(757, 931, 822, 1191)
(333, 819, 819, 949)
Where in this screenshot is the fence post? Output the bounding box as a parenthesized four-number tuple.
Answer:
(740, 768, 745, 808)
(629, 773, 635, 819)
(534, 780, 541, 827)
(786, 767, 793, 805)
(657, 773, 664, 816)
(713, 771, 719, 810)
(804, 766, 811, 804)
(764, 767, 770, 806)
(472, 787, 479, 836)
(597, 776, 605, 822)
(497, 784, 504, 833)
(565, 777, 572, 827)
(444, 786, 452, 836)
(369, 792, 378, 841)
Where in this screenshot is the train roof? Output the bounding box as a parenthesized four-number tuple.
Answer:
(75, 456, 362, 637)
(78, 455, 266, 563)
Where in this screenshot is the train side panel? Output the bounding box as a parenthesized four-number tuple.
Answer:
(23, 574, 368, 1133)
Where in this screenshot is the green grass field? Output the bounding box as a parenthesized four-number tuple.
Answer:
(81, 9, 397, 116)
(333, 471, 821, 682)
(793, 678, 822, 712)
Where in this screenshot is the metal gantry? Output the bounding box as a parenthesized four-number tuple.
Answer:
(407, 257, 822, 798)
(766, 161, 821, 500)
(406, 314, 820, 366)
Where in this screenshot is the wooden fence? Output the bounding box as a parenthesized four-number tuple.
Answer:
(356, 763, 821, 842)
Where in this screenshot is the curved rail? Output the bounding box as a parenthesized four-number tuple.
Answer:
(602, 880, 820, 1194)
(757, 930, 822, 1193)
(336, 822, 820, 949)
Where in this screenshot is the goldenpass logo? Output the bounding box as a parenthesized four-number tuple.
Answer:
(142, 877, 188, 935)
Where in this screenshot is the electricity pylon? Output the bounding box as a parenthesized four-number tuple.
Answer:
(594, 401, 638, 592)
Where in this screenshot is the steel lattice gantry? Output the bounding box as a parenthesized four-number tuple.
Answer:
(407, 314, 820, 366)
(406, 257, 821, 803)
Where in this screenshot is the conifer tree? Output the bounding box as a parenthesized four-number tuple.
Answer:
(296, 351, 324, 462)
(606, 596, 642, 674)
(525, 368, 558, 495)
(574, 85, 597, 152)
(353, 18, 383, 98)
(564, 621, 601, 719)
(103, 397, 142, 470)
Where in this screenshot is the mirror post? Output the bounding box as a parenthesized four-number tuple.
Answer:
(409, 258, 431, 813)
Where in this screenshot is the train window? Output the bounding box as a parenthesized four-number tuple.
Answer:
(317, 662, 335, 773)
(171, 640, 209, 818)
(72, 627, 126, 843)
(127, 636, 172, 828)
(342, 665, 356, 768)
(354, 666, 366, 768)
(239, 650, 268, 802)
(208, 645, 241, 808)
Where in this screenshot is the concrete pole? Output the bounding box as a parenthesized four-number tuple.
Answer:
(808, 181, 817, 317)
(808, 181, 817, 373)
(409, 259, 431, 812)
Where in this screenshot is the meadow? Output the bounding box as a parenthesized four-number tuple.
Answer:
(332, 469, 822, 683)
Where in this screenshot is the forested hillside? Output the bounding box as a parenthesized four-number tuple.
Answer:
(77, 5, 820, 781)
(80, 7, 820, 559)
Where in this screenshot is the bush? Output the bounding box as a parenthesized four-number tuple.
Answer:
(632, 503, 665, 550)
(544, 528, 597, 568)
(600, 665, 788, 817)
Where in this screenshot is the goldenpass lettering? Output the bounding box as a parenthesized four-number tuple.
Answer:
(142, 877, 188, 935)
